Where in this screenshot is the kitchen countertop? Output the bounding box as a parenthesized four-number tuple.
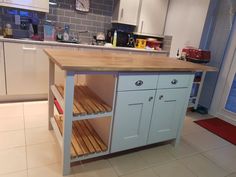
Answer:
(44, 48, 216, 72)
(0, 36, 169, 54)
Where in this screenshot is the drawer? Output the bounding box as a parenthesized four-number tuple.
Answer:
(118, 74, 158, 91)
(157, 73, 192, 89)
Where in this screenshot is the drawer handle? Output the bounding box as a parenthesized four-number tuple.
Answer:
(22, 47, 37, 51)
(171, 79, 178, 85)
(159, 95, 164, 100)
(135, 80, 143, 86)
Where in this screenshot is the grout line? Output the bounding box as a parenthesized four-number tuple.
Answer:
(22, 102, 30, 177)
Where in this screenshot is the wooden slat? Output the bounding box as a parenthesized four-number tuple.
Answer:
(54, 116, 77, 158)
(55, 85, 112, 116)
(79, 120, 102, 152)
(78, 86, 106, 113)
(73, 86, 94, 114)
(84, 120, 107, 151)
(76, 87, 101, 113)
(80, 86, 111, 112)
(53, 116, 108, 158)
(74, 121, 95, 153)
(56, 85, 80, 115)
(72, 123, 90, 155)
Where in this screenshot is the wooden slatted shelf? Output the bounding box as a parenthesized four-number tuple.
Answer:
(55, 85, 112, 116)
(54, 115, 108, 158)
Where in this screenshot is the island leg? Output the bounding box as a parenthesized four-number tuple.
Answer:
(48, 60, 55, 130)
(62, 71, 75, 175)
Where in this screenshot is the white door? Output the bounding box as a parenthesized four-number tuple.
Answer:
(211, 17, 236, 123)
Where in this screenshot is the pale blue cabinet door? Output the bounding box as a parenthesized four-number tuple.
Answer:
(148, 89, 187, 144)
(111, 90, 156, 153)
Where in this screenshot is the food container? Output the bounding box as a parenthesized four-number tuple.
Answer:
(44, 24, 55, 41)
(135, 38, 146, 49)
(146, 38, 161, 50)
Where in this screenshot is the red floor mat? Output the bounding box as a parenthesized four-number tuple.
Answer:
(194, 118, 236, 145)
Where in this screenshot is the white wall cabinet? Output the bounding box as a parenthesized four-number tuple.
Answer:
(0, 42, 6, 96)
(4, 42, 50, 95)
(135, 0, 169, 36)
(112, 0, 141, 26)
(0, 0, 49, 13)
(111, 90, 155, 153)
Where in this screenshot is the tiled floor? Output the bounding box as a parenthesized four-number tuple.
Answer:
(0, 101, 235, 177)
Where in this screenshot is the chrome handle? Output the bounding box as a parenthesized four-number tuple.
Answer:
(148, 96, 154, 102)
(159, 95, 164, 100)
(22, 47, 37, 51)
(171, 79, 178, 85)
(141, 20, 144, 33)
(135, 80, 143, 86)
(121, 8, 124, 19)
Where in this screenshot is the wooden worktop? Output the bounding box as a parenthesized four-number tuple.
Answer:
(44, 49, 216, 72)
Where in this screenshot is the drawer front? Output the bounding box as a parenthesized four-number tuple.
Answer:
(157, 73, 192, 89)
(118, 74, 158, 91)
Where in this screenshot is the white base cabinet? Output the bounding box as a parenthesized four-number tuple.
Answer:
(148, 89, 188, 144)
(0, 42, 6, 96)
(4, 42, 50, 95)
(111, 73, 194, 153)
(111, 90, 155, 153)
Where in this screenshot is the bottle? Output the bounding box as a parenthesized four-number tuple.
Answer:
(63, 24, 70, 41)
(112, 30, 117, 47)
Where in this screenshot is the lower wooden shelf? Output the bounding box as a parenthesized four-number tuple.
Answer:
(54, 115, 108, 158)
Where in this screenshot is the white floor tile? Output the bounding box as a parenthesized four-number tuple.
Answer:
(0, 103, 23, 119)
(203, 145, 236, 173)
(0, 130, 25, 150)
(72, 160, 117, 177)
(108, 152, 149, 176)
(152, 161, 197, 177)
(121, 168, 157, 177)
(0, 170, 27, 177)
(167, 138, 200, 159)
(25, 127, 55, 145)
(179, 154, 230, 177)
(28, 163, 75, 177)
(24, 115, 48, 129)
(182, 116, 208, 135)
(24, 101, 48, 117)
(0, 147, 27, 175)
(182, 128, 231, 152)
(137, 145, 176, 166)
(27, 143, 60, 169)
(0, 117, 24, 132)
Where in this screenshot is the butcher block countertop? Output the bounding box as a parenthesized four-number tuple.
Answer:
(44, 49, 216, 72)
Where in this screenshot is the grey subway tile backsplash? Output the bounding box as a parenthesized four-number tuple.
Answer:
(0, 0, 114, 43)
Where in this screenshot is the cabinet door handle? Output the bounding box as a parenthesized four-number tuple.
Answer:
(141, 20, 144, 33)
(135, 80, 143, 86)
(22, 47, 37, 51)
(121, 8, 124, 19)
(159, 95, 164, 100)
(148, 96, 154, 102)
(171, 79, 178, 85)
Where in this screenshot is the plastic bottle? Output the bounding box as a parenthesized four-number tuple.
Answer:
(113, 30, 117, 47)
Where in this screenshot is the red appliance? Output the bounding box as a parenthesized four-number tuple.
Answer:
(182, 48, 211, 63)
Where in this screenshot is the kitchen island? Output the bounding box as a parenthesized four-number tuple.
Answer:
(44, 49, 215, 175)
